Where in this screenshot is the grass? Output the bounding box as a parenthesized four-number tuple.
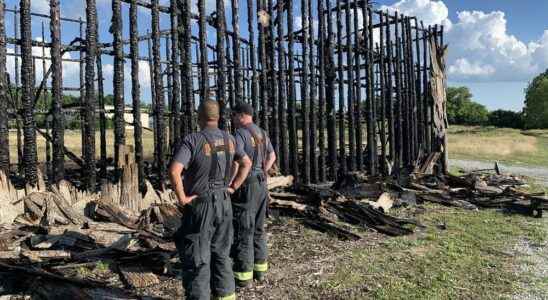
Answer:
(8, 129, 155, 163)
(448, 125, 548, 167)
(322, 204, 548, 299)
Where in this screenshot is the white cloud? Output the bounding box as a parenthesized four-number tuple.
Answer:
(381, 0, 452, 29)
(383, 0, 548, 82)
(30, 0, 50, 14)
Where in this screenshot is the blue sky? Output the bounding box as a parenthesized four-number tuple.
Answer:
(3, 0, 548, 112)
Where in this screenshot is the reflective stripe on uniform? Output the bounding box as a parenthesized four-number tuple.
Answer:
(234, 270, 253, 281)
(215, 292, 236, 300)
(254, 262, 268, 272)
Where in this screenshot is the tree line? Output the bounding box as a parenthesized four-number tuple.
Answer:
(448, 69, 548, 129)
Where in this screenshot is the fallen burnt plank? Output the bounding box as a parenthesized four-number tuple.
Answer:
(89, 200, 139, 229)
(302, 217, 362, 241)
(118, 263, 160, 289)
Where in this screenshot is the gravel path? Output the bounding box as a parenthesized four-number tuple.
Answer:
(450, 159, 548, 187)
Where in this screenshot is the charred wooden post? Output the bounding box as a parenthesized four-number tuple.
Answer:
(385, 12, 395, 168)
(364, 3, 376, 175)
(267, 0, 279, 156)
(0, 0, 10, 173)
(83, 0, 98, 190)
(277, 0, 289, 174)
(406, 17, 418, 161)
(301, 0, 311, 184)
(287, 0, 298, 178)
(258, 0, 268, 131)
(313, 0, 326, 182)
(393, 12, 403, 173)
(14, 7, 23, 175)
(181, 0, 194, 134)
(198, 0, 209, 102)
(414, 19, 423, 151)
(344, 0, 356, 171)
(336, 0, 346, 174)
(325, 0, 338, 180)
(112, 0, 126, 169)
(353, 0, 362, 171)
(152, 0, 166, 186)
(170, 1, 181, 145)
(20, 0, 38, 185)
(96, 54, 107, 179)
(216, 0, 228, 128)
(130, 0, 144, 190)
(307, 1, 319, 183)
(378, 15, 387, 175)
(247, 0, 258, 115)
(422, 22, 431, 152)
(231, 0, 242, 105)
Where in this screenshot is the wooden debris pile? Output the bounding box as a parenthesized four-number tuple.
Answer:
(408, 169, 548, 217)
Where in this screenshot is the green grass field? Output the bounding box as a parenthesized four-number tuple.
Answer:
(448, 125, 548, 168)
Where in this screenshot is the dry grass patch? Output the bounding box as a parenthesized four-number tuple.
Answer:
(449, 133, 538, 157)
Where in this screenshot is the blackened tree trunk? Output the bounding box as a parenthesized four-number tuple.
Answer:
(216, 0, 228, 128)
(130, 0, 144, 190)
(0, 0, 10, 173)
(112, 0, 125, 168)
(83, 0, 97, 190)
(152, 0, 166, 186)
(20, 0, 38, 185)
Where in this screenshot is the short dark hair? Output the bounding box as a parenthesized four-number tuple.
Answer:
(232, 102, 254, 116)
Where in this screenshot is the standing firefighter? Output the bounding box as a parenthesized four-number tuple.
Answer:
(230, 102, 277, 286)
(169, 100, 252, 300)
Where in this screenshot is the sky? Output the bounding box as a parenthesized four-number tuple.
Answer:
(3, 0, 548, 112)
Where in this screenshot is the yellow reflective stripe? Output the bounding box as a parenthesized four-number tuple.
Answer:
(234, 271, 253, 281)
(215, 293, 236, 300)
(254, 262, 268, 272)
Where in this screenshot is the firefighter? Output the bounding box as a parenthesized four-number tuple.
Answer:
(229, 102, 277, 287)
(169, 100, 252, 300)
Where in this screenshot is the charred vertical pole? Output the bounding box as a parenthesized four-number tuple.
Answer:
(313, 0, 326, 182)
(20, 0, 38, 185)
(422, 22, 430, 152)
(198, 0, 209, 102)
(216, 0, 228, 128)
(96, 55, 107, 178)
(306, 1, 318, 183)
(152, 0, 166, 186)
(83, 0, 98, 190)
(394, 12, 403, 173)
(277, 0, 289, 174)
(378, 14, 387, 175)
(182, 0, 195, 133)
(300, 0, 310, 184)
(336, 0, 346, 174)
(148, 34, 158, 157)
(267, 0, 279, 156)
(247, 0, 258, 115)
(166, 37, 173, 149)
(112, 0, 125, 168)
(406, 17, 418, 161)
(414, 19, 423, 151)
(130, 0, 144, 190)
(325, 0, 337, 180)
(344, 0, 355, 171)
(386, 12, 395, 166)
(258, 0, 268, 131)
(287, 0, 298, 178)
(0, 0, 10, 173)
(363, 2, 376, 175)
(42, 21, 49, 178)
(14, 7, 23, 175)
(353, 0, 363, 171)
(231, 0, 242, 104)
(170, 0, 181, 145)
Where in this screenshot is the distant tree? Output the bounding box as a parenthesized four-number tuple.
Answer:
(488, 110, 523, 129)
(524, 70, 548, 129)
(446, 86, 489, 125)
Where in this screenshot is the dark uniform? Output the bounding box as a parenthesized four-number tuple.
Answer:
(173, 127, 245, 300)
(232, 123, 274, 284)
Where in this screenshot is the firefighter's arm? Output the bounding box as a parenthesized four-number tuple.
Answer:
(264, 151, 276, 174)
(169, 161, 197, 206)
(229, 155, 252, 193)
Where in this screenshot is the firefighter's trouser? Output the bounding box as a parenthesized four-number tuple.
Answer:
(174, 189, 236, 300)
(232, 175, 269, 282)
